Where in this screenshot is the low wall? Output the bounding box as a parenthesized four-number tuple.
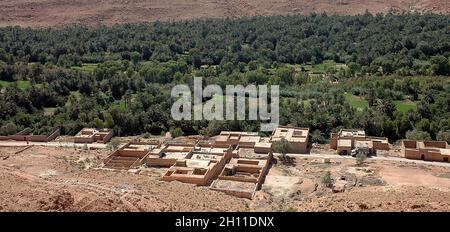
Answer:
(9, 135, 27, 141)
(330, 133, 338, 150)
(290, 141, 308, 154)
(100, 131, 114, 143)
(27, 129, 60, 142)
(422, 151, 446, 162)
(372, 141, 389, 150)
(238, 142, 255, 148)
(74, 137, 95, 143)
(256, 156, 271, 190)
(145, 157, 178, 167)
(219, 175, 258, 183)
(423, 141, 447, 149)
(254, 146, 271, 154)
(117, 149, 148, 158)
(402, 140, 418, 149)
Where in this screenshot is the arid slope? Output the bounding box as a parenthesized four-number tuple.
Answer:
(0, 0, 448, 28)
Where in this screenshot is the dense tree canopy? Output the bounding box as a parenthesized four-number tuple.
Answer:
(0, 13, 449, 142)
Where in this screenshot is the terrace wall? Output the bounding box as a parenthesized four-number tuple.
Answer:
(27, 128, 60, 142)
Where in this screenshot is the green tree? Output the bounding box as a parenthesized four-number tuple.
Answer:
(437, 131, 450, 143)
(430, 56, 450, 75)
(311, 129, 326, 144)
(274, 138, 291, 163)
(0, 122, 18, 136)
(405, 130, 431, 140)
(170, 127, 183, 138)
(131, 52, 141, 66)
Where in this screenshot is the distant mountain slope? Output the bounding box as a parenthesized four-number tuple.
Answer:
(0, 0, 448, 27)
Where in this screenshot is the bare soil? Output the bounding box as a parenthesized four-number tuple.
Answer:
(0, 0, 448, 28)
(1, 145, 450, 211)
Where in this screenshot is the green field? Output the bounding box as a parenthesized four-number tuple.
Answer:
(344, 93, 369, 108)
(0, 80, 40, 90)
(43, 107, 57, 116)
(344, 93, 416, 112)
(71, 63, 98, 73)
(394, 100, 417, 112)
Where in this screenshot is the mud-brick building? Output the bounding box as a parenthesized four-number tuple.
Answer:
(402, 140, 450, 162)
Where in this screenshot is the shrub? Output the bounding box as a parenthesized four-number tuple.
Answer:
(311, 129, 327, 144)
(356, 152, 367, 166)
(437, 131, 450, 143)
(107, 137, 121, 151)
(142, 132, 151, 139)
(169, 127, 183, 138)
(0, 122, 17, 136)
(274, 138, 291, 164)
(322, 171, 333, 188)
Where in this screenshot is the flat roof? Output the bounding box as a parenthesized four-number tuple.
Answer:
(164, 152, 189, 159)
(215, 135, 229, 142)
(339, 129, 366, 137)
(271, 126, 309, 142)
(220, 131, 258, 136)
(441, 149, 450, 156)
(255, 142, 272, 148)
(239, 136, 261, 143)
(228, 157, 267, 166)
(185, 159, 211, 168)
(238, 148, 270, 159)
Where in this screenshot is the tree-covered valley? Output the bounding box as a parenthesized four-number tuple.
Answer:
(0, 13, 449, 143)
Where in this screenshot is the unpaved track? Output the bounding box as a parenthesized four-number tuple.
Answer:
(0, 140, 109, 149)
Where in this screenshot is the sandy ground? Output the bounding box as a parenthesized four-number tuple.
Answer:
(0, 0, 448, 28)
(1, 145, 450, 211)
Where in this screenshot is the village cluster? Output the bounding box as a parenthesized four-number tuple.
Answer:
(1, 125, 449, 199)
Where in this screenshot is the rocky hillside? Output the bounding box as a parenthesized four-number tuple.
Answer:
(0, 0, 448, 28)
